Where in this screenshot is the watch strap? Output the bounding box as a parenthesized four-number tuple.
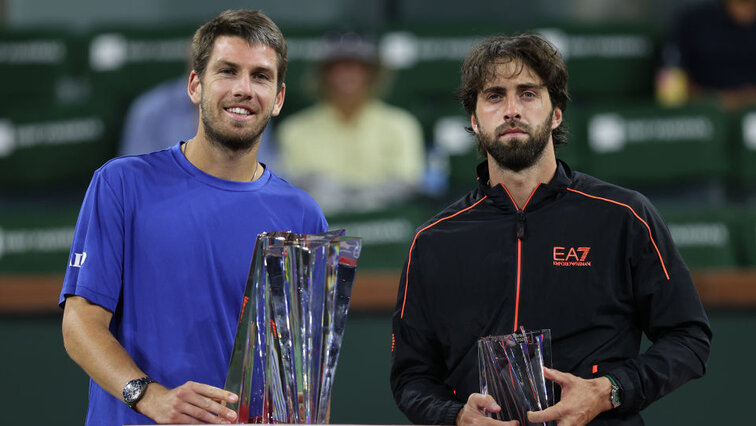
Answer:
(604, 374, 622, 409)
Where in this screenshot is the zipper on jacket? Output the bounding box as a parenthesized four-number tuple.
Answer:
(514, 209, 525, 331)
(516, 210, 526, 240)
(500, 184, 540, 333)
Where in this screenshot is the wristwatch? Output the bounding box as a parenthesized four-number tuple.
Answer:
(123, 376, 155, 410)
(605, 375, 622, 409)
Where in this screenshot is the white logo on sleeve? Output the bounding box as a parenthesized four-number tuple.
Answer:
(69, 252, 87, 268)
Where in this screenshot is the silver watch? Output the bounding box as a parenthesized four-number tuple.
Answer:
(123, 376, 155, 410)
(605, 375, 622, 409)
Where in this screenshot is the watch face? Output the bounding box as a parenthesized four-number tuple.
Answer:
(611, 386, 621, 408)
(123, 380, 144, 403)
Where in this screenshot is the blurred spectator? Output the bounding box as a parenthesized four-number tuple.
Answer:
(119, 75, 278, 167)
(277, 32, 425, 214)
(656, 0, 756, 109)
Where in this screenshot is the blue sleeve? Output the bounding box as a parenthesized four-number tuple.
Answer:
(313, 212, 328, 234)
(301, 196, 328, 234)
(59, 168, 125, 312)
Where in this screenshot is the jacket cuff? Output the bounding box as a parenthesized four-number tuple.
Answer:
(605, 367, 642, 414)
(441, 401, 465, 425)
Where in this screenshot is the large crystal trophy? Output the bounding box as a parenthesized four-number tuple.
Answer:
(224, 230, 362, 424)
(478, 328, 554, 426)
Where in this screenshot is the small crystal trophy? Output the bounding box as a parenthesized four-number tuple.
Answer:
(224, 230, 362, 424)
(478, 328, 554, 426)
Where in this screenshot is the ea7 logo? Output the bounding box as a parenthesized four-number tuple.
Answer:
(69, 252, 87, 268)
(553, 246, 591, 267)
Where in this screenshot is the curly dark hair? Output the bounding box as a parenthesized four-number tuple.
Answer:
(458, 33, 569, 147)
(191, 10, 287, 92)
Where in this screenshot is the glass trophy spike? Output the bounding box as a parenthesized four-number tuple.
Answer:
(224, 230, 361, 424)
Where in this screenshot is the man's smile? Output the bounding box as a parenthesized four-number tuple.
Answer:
(224, 105, 255, 120)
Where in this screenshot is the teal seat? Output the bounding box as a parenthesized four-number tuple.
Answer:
(378, 25, 494, 108)
(573, 102, 729, 205)
(0, 101, 117, 188)
(326, 202, 435, 270)
(0, 29, 83, 110)
(659, 207, 741, 269)
(83, 25, 197, 109)
(734, 208, 756, 267)
(0, 203, 81, 273)
(534, 22, 661, 103)
(731, 105, 756, 191)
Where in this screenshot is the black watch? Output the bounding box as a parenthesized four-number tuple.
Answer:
(123, 376, 155, 410)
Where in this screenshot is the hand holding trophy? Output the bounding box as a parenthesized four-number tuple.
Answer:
(478, 327, 555, 426)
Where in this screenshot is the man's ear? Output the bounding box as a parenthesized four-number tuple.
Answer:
(471, 113, 480, 135)
(551, 107, 563, 130)
(271, 83, 286, 117)
(187, 71, 201, 105)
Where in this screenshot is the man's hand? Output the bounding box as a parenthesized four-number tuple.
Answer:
(62, 296, 239, 424)
(456, 393, 519, 426)
(137, 381, 239, 424)
(527, 367, 613, 426)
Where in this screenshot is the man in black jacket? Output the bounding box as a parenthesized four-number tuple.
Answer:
(390, 34, 711, 426)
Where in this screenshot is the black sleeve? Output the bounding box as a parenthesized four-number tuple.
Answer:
(606, 201, 712, 414)
(390, 254, 464, 425)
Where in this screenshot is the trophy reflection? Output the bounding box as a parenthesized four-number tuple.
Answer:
(478, 328, 555, 426)
(224, 230, 362, 423)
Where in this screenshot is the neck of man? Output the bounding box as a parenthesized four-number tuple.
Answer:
(487, 142, 558, 209)
(183, 131, 261, 182)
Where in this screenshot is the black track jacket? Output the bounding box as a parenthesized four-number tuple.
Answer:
(391, 160, 711, 425)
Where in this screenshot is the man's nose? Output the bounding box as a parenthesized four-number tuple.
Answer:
(503, 96, 521, 120)
(232, 74, 253, 98)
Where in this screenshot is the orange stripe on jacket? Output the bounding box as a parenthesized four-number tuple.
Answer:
(566, 188, 670, 280)
(400, 196, 489, 319)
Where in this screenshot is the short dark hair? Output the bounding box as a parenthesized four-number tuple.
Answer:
(191, 9, 287, 91)
(458, 33, 569, 145)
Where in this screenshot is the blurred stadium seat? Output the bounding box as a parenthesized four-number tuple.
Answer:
(536, 23, 661, 104)
(84, 25, 195, 104)
(326, 201, 433, 270)
(0, 205, 80, 273)
(574, 102, 729, 205)
(0, 29, 85, 107)
(735, 207, 756, 267)
(660, 207, 741, 269)
(0, 102, 117, 188)
(731, 105, 756, 200)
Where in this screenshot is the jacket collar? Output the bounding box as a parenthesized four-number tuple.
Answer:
(476, 159, 573, 211)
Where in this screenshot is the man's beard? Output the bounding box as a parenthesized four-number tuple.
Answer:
(477, 113, 553, 172)
(200, 96, 271, 153)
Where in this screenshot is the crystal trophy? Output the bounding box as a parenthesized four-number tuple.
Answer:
(478, 328, 554, 426)
(224, 230, 362, 424)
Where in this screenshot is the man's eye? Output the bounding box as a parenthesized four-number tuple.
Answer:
(487, 93, 502, 101)
(253, 73, 270, 81)
(220, 68, 235, 75)
(522, 91, 536, 99)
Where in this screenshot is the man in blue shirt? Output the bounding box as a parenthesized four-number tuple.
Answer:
(60, 10, 327, 425)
